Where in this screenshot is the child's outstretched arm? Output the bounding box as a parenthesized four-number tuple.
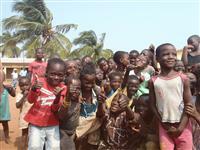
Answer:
(96, 92, 107, 118)
(148, 79, 162, 122)
(16, 90, 29, 108)
(185, 103, 200, 125)
(28, 78, 42, 103)
(4, 84, 16, 97)
(121, 64, 136, 89)
(181, 45, 193, 67)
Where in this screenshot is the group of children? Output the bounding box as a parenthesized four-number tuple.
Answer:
(0, 34, 200, 150)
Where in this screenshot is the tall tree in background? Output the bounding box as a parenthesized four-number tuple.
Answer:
(0, 32, 21, 58)
(3, 0, 77, 58)
(71, 30, 113, 60)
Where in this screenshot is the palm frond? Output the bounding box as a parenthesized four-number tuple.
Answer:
(3, 16, 45, 34)
(73, 30, 98, 47)
(55, 24, 78, 34)
(13, 1, 47, 24)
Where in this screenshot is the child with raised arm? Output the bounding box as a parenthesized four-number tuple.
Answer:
(182, 35, 200, 68)
(24, 58, 67, 150)
(149, 43, 193, 150)
(97, 92, 140, 150)
(58, 77, 81, 150)
(16, 76, 32, 149)
(0, 72, 16, 144)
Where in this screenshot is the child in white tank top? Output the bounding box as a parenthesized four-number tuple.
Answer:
(149, 43, 193, 150)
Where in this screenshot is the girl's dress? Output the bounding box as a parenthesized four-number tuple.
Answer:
(0, 89, 10, 121)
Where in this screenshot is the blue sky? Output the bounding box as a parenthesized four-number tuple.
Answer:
(1, 0, 200, 52)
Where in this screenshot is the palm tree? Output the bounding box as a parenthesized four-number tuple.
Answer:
(70, 30, 113, 60)
(3, 0, 77, 58)
(0, 32, 21, 58)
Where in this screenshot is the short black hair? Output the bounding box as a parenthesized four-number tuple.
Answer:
(65, 75, 81, 85)
(113, 51, 128, 65)
(46, 58, 66, 72)
(18, 76, 30, 84)
(80, 62, 96, 78)
(128, 75, 139, 82)
(108, 71, 123, 81)
(156, 43, 175, 58)
(129, 50, 139, 55)
(97, 57, 107, 65)
(187, 35, 200, 43)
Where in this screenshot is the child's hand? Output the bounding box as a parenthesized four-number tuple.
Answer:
(185, 103, 199, 119)
(53, 87, 65, 96)
(97, 93, 107, 104)
(167, 126, 182, 138)
(23, 90, 29, 97)
(183, 45, 194, 53)
(118, 97, 129, 110)
(3, 84, 13, 91)
(139, 76, 145, 83)
(97, 87, 107, 103)
(31, 78, 43, 91)
(127, 64, 137, 71)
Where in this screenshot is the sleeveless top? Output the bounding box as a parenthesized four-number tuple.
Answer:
(152, 73, 186, 123)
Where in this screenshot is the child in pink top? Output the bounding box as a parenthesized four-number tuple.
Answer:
(25, 58, 67, 150)
(28, 48, 47, 82)
(149, 43, 193, 150)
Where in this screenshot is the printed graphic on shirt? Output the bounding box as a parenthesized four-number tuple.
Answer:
(38, 87, 56, 106)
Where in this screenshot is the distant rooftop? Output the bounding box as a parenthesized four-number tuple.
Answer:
(1, 58, 35, 63)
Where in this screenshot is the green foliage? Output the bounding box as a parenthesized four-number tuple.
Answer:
(0, 32, 21, 57)
(71, 30, 113, 61)
(2, 0, 77, 58)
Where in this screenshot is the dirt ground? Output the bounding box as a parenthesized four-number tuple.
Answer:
(0, 86, 21, 150)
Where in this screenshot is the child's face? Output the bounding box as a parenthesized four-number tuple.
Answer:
(157, 45, 177, 69)
(187, 38, 199, 51)
(81, 74, 96, 91)
(46, 63, 65, 86)
(121, 53, 129, 67)
(110, 75, 122, 91)
(108, 59, 117, 71)
(99, 60, 109, 73)
(69, 79, 81, 101)
(96, 68, 104, 82)
(19, 79, 30, 92)
(136, 55, 148, 69)
(65, 61, 79, 76)
(129, 52, 139, 65)
(35, 49, 45, 60)
(135, 98, 149, 119)
(186, 72, 197, 89)
(174, 60, 185, 72)
(127, 79, 140, 96)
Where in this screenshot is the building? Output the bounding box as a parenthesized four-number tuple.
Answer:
(1, 58, 34, 79)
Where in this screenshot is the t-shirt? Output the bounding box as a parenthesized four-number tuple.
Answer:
(16, 93, 32, 129)
(19, 70, 27, 77)
(24, 78, 67, 127)
(152, 73, 186, 123)
(11, 72, 18, 80)
(28, 60, 47, 81)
